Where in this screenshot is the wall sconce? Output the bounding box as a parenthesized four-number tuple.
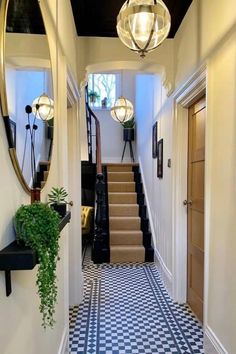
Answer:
(117, 0, 171, 58)
(32, 93, 54, 121)
(110, 96, 134, 123)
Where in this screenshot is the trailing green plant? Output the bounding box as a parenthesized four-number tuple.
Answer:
(14, 202, 60, 329)
(121, 117, 135, 129)
(88, 90, 100, 102)
(48, 187, 68, 204)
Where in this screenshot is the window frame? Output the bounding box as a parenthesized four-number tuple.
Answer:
(88, 72, 121, 111)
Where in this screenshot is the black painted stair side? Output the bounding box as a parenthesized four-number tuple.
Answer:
(133, 166, 154, 262)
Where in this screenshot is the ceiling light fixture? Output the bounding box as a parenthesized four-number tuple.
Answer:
(32, 93, 54, 121)
(117, 0, 171, 58)
(110, 96, 134, 123)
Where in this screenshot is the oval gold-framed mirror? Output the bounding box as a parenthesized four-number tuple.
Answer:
(0, 0, 54, 194)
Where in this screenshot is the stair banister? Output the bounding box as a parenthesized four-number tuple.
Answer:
(85, 86, 109, 263)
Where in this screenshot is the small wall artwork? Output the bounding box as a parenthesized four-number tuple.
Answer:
(157, 138, 163, 178)
(152, 122, 158, 158)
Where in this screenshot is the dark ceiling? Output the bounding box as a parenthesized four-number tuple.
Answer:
(70, 0, 193, 38)
(6, 0, 45, 34)
(5, 0, 193, 39)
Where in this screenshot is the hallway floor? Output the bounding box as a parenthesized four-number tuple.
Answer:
(69, 247, 204, 353)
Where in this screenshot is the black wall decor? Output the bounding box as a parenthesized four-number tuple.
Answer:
(152, 122, 158, 158)
(157, 139, 163, 178)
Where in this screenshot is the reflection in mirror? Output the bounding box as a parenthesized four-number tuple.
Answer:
(2, 0, 53, 191)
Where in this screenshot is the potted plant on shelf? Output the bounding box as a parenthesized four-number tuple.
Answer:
(88, 90, 100, 104)
(48, 187, 69, 218)
(14, 202, 60, 328)
(122, 117, 135, 141)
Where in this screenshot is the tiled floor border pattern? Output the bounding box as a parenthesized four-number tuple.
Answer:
(69, 247, 204, 353)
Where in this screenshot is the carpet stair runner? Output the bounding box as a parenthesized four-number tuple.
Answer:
(107, 163, 154, 263)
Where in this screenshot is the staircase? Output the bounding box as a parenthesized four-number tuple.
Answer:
(34, 161, 50, 189)
(107, 163, 154, 263)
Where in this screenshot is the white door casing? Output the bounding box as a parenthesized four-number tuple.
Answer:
(172, 64, 207, 305)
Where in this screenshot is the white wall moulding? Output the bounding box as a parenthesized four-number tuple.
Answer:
(173, 64, 207, 107)
(85, 60, 173, 96)
(172, 64, 207, 304)
(67, 68, 81, 105)
(154, 248, 173, 298)
(204, 326, 228, 354)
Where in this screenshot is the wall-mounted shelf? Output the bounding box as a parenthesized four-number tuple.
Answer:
(0, 211, 71, 296)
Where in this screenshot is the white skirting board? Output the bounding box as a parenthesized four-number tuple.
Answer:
(154, 248, 173, 298)
(204, 326, 228, 354)
(138, 157, 173, 298)
(57, 327, 69, 354)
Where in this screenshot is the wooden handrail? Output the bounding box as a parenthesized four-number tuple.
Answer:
(86, 104, 102, 175)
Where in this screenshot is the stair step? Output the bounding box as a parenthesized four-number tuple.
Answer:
(108, 193, 136, 204)
(44, 171, 49, 180)
(110, 245, 145, 263)
(107, 165, 133, 172)
(109, 204, 139, 217)
(109, 216, 140, 230)
(110, 230, 143, 245)
(108, 182, 135, 192)
(107, 172, 134, 182)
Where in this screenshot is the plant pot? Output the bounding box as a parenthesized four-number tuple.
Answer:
(51, 203, 67, 218)
(123, 128, 134, 141)
(89, 96, 97, 103)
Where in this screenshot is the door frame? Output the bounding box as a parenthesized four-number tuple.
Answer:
(172, 64, 207, 306)
(67, 69, 84, 307)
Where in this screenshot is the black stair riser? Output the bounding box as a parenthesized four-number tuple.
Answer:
(139, 205, 146, 218)
(137, 193, 144, 205)
(133, 172, 141, 183)
(39, 164, 49, 173)
(132, 166, 139, 174)
(135, 183, 143, 194)
(145, 247, 154, 262)
(92, 246, 109, 264)
(143, 232, 152, 248)
(141, 219, 149, 233)
(36, 171, 44, 183)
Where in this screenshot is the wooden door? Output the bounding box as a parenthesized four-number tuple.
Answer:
(187, 97, 205, 322)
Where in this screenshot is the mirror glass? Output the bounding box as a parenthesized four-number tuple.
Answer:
(2, 0, 53, 191)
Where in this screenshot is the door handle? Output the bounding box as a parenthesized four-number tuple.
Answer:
(183, 199, 192, 206)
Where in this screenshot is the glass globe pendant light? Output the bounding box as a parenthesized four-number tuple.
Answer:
(32, 93, 54, 121)
(117, 0, 171, 58)
(110, 96, 134, 123)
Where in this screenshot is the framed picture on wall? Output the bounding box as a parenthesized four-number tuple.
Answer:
(152, 122, 158, 158)
(157, 138, 163, 178)
(9, 119, 16, 148)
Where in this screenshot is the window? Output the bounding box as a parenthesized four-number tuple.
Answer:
(88, 73, 118, 109)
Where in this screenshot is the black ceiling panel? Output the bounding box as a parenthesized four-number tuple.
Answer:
(6, 0, 45, 34)
(70, 0, 193, 38)
(5, 0, 193, 39)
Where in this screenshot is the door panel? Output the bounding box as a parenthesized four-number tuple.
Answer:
(187, 97, 205, 322)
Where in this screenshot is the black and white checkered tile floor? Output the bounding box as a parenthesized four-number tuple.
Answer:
(69, 246, 204, 353)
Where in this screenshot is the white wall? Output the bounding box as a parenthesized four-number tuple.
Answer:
(136, 74, 173, 289)
(0, 1, 82, 354)
(205, 32, 236, 353)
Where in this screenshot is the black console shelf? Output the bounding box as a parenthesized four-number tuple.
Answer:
(0, 211, 71, 296)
